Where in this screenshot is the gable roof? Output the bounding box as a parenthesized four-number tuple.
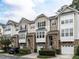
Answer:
(57, 5, 79, 15)
(19, 17, 34, 24)
(6, 20, 19, 27)
(35, 14, 48, 21)
(49, 15, 58, 20)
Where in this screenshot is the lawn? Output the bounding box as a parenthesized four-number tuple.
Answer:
(73, 56, 79, 59)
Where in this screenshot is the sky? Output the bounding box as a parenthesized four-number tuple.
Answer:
(0, 0, 73, 24)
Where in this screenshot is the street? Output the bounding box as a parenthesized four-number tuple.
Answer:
(0, 55, 32, 59)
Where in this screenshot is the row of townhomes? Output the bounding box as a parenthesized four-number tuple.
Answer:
(0, 5, 79, 55)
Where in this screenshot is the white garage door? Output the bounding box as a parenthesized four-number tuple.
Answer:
(61, 45, 74, 55)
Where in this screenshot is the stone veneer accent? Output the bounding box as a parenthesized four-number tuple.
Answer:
(26, 33, 36, 52)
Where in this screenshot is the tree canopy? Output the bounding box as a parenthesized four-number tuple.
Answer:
(70, 0, 79, 11)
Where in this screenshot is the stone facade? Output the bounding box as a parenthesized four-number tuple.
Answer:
(45, 16, 60, 50)
(27, 33, 36, 52)
(46, 30, 60, 50)
(11, 35, 19, 48)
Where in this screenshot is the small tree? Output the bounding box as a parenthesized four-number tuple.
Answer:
(0, 37, 11, 52)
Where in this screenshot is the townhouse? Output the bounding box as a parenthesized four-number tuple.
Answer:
(1, 5, 79, 55)
(18, 14, 60, 52)
(3, 20, 19, 47)
(46, 16, 60, 50)
(18, 18, 34, 49)
(35, 14, 50, 51)
(58, 5, 79, 54)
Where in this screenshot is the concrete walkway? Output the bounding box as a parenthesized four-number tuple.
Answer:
(21, 53, 38, 59)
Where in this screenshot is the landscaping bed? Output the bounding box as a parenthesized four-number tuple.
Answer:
(38, 49, 56, 58)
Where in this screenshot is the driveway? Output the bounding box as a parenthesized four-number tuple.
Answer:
(49, 55, 73, 59)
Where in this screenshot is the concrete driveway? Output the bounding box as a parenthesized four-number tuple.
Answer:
(50, 55, 73, 59)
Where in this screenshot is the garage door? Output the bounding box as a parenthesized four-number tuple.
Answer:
(61, 45, 74, 55)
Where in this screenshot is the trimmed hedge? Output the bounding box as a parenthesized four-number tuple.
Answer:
(55, 49, 61, 54)
(39, 50, 55, 56)
(19, 48, 31, 55)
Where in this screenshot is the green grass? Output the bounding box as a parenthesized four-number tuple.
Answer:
(73, 56, 79, 59)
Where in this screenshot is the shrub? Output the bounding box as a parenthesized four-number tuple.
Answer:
(19, 48, 31, 55)
(40, 48, 44, 51)
(55, 49, 61, 54)
(75, 46, 79, 55)
(2, 47, 11, 53)
(39, 50, 55, 56)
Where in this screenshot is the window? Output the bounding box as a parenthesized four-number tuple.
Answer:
(61, 30, 64, 37)
(61, 19, 73, 24)
(40, 32, 41, 38)
(61, 28, 73, 37)
(70, 19, 73, 23)
(65, 20, 68, 24)
(61, 21, 64, 24)
(20, 25, 27, 30)
(65, 29, 68, 36)
(38, 21, 46, 28)
(42, 21, 46, 26)
(5, 28, 11, 31)
(37, 32, 45, 38)
(20, 26, 22, 30)
(70, 28, 73, 36)
(25, 25, 27, 29)
(42, 32, 45, 38)
(38, 22, 40, 28)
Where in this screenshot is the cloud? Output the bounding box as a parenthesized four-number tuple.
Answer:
(0, 0, 73, 24)
(1, 0, 37, 22)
